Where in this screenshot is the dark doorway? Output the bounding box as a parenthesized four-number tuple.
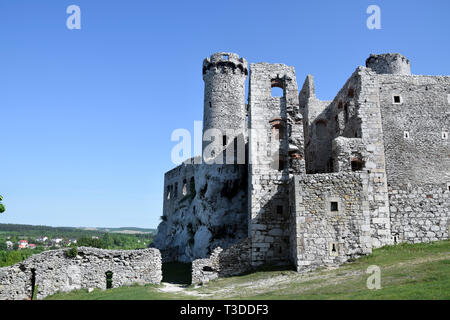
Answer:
(162, 262, 192, 285)
(105, 271, 113, 289)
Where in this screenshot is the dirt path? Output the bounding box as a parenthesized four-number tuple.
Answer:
(157, 253, 449, 299)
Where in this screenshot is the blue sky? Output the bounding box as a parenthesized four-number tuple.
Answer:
(1, 0, 449, 228)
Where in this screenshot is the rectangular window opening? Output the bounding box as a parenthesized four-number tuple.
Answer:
(330, 202, 338, 212)
(276, 205, 283, 215)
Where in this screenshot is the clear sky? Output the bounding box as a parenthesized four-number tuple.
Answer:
(1, 0, 449, 228)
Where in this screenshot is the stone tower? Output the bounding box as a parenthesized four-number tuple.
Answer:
(202, 52, 248, 158)
(366, 53, 411, 75)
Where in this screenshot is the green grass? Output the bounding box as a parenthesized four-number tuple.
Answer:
(45, 284, 182, 300)
(46, 240, 450, 300)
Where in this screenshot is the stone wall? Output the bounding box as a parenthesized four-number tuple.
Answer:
(289, 173, 372, 271)
(389, 183, 449, 243)
(153, 158, 248, 262)
(300, 66, 393, 248)
(191, 238, 251, 284)
(0, 247, 162, 300)
(376, 74, 450, 242)
(248, 63, 305, 267)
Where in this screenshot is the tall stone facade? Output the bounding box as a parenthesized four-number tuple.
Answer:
(154, 52, 449, 279)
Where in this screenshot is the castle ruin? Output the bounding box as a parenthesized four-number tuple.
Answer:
(154, 52, 449, 279)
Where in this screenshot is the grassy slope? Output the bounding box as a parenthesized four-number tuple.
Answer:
(46, 240, 450, 300)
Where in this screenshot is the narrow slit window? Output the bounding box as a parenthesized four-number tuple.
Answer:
(442, 131, 448, 140)
(404, 131, 410, 139)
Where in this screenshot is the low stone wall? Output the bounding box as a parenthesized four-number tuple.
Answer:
(0, 247, 162, 300)
(192, 238, 251, 284)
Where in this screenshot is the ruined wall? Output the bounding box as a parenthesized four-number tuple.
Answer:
(191, 238, 251, 284)
(153, 158, 248, 262)
(377, 74, 450, 242)
(289, 173, 372, 271)
(248, 63, 305, 267)
(0, 247, 162, 300)
(299, 73, 362, 174)
(301, 66, 392, 248)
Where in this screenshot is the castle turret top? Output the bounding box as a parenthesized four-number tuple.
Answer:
(202, 52, 248, 76)
(366, 53, 411, 75)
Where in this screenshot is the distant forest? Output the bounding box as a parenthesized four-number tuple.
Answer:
(0, 223, 155, 239)
(0, 223, 157, 267)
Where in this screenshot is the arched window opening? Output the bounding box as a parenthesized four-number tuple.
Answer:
(271, 78, 284, 97)
(182, 179, 187, 196)
(166, 186, 171, 200)
(105, 271, 113, 289)
(347, 87, 355, 98)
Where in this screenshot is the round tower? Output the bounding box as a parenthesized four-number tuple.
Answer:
(202, 52, 248, 152)
(366, 53, 411, 75)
